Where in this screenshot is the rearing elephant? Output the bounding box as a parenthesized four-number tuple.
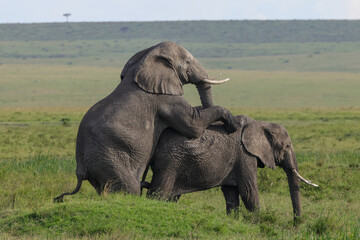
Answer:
(54, 41, 240, 201)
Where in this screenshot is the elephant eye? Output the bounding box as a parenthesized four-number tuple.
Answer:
(186, 60, 190, 65)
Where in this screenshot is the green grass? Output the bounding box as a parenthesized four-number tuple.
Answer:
(0, 109, 359, 238)
(1, 40, 360, 72)
(1, 108, 359, 159)
(0, 64, 118, 107)
(0, 151, 359, 239)
(1, 64, 360, 108)
(201, 50, 360, 72)
(187, 70, 360, 108)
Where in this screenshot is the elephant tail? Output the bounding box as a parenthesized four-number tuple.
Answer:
(53, 175, 83, 203)
(140, 161, 152, 195)
(141, 181, 151, 190)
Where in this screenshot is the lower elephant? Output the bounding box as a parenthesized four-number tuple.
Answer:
(144, 115, 318, 220)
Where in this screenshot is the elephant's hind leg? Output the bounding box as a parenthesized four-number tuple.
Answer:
(86, 150, 142, 195)
(88, 174, 141, 196)
(147, 174, 177, 200)
(221, 185, 240, 216)
(87, 176, 103, 195)
(109, 174, 141, 195)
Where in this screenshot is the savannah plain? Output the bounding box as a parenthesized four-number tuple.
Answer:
(0, 21, 359, 239)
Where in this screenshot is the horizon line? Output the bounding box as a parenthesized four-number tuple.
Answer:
(1, 18, 360, 24)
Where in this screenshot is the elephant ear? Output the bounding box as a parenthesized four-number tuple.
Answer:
(242, 121, 276, 169)
(121, 46, 155, 80)
(133, 45, 183, 95)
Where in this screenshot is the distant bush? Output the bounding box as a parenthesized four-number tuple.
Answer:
(61, 118, 71, 126)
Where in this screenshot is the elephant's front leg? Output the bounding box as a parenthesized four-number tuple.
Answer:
(221, 185, 240, 216)
(159, 96, 240, 139)
(236, 158, 260, 212)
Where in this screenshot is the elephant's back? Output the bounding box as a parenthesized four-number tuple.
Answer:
(156, 124, 229, 155)
(76, 89, 161, 165)
(153, 124, 237, 192)
(80, 88, 158, 131)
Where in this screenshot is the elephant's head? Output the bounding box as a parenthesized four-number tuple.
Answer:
(241, 121, 318, 220)
(120, 41, 229, 108)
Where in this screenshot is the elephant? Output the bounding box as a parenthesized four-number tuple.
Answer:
(54, 41, 240, 202)
(144, 115, 318, 220)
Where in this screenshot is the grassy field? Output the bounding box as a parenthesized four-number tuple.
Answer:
(1, 40, 360, 72)
(1, 64, 360, 108)
(0, 108, 359, 239)
(0, 21, 359, 239)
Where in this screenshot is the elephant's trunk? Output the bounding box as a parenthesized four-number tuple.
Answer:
(286, 169, 301, 220)
(196, 82, 214, 108)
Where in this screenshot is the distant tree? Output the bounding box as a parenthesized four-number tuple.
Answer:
(63, 13, 71, 22)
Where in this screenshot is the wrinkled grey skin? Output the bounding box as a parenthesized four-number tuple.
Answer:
(54, 41, 240, 202)
(146, 115, 303, 220)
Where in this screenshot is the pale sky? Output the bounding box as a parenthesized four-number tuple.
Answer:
(0, 0, 359, 23)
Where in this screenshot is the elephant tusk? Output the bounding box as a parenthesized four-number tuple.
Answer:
(293, 169, 319, 187)
(202, 78, 230, 85)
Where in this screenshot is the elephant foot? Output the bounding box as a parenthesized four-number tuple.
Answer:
(221, 185, 240, 215)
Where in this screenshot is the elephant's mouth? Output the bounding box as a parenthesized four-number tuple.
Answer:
(292, 169, 318, 187)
